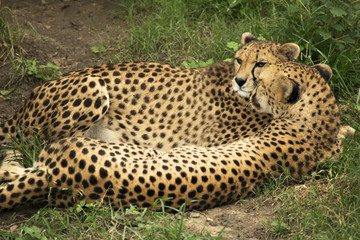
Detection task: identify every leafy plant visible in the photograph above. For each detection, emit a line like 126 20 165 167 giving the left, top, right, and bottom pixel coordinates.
15 58 62 82
91 45 107 54
0 88 15 100
269 220 290 235
226 41 241 51
22 226 46 240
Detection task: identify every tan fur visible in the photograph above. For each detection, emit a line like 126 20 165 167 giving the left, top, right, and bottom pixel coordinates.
0 62 345 211
0 34 301 153
232 36 299 98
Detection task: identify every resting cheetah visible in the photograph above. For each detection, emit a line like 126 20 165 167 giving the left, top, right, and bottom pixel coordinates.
0 62 344 211
0 33 301 152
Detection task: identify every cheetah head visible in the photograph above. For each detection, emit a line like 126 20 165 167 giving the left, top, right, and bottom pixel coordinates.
246 62 333 118
232 32 300 98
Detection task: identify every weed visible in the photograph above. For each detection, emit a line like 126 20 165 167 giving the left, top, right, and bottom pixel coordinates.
1 127 47 168
226 41 241 52
0 88 15 100
91 45 107 54
14 58 62 82
22 226 44 240
0 7 25 61
269 220 289 235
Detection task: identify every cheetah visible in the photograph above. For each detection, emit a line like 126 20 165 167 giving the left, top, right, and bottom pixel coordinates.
0 62 345 211
0 33 301 152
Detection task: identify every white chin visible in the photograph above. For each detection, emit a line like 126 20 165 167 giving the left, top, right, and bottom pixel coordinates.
236 90 251 98
232 85 250 98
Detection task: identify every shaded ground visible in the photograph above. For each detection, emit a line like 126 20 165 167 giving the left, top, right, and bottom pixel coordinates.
0 1 278 239
0 0 122 117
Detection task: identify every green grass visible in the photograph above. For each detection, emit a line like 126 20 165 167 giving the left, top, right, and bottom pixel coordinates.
0 127 47 168
0 7 24 62
112 0 360 238
112 0 360 98
0 7 61 86
109 0 250 66
0 7 25 88
259 132 360 239
1 201 220 239
0 0 360 239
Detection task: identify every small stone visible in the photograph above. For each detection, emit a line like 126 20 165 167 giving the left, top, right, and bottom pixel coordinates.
190 212 200 218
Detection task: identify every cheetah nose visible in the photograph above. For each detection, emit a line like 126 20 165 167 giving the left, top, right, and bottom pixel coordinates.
235 77 246 87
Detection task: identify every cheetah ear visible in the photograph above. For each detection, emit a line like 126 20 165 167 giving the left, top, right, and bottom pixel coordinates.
278 43 300 61
311 64 333 83
287 81 300 103
241 32 258 45
276 76 300 104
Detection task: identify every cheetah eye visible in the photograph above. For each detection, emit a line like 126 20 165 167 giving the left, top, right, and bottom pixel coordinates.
236 58 242 65
255 62 266 68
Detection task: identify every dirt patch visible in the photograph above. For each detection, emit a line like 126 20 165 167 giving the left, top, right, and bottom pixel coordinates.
0 1 277 239
0 0 123 118
186 199 278 239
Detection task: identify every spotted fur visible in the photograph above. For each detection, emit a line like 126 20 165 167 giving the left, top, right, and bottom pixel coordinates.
0 62 344 211
0 33 301 152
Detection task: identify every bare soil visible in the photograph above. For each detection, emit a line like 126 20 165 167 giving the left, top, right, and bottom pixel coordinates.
0 1 278 239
